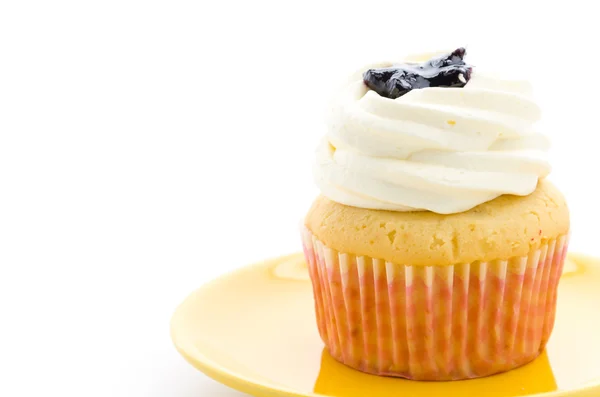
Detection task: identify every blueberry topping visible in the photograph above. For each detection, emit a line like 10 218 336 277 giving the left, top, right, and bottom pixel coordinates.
363 48 473 99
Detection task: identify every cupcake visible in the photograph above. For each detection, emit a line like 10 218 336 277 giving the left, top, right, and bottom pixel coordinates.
301 48 570 381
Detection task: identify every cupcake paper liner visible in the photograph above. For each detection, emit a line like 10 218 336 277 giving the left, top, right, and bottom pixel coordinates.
301 227 569 381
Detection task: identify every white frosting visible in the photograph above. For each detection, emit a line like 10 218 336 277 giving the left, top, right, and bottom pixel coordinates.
314 58 551 215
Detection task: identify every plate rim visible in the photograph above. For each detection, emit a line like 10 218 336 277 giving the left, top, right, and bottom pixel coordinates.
171 254 317 397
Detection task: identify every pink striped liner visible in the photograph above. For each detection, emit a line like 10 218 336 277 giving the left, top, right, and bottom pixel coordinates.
301 227 569 381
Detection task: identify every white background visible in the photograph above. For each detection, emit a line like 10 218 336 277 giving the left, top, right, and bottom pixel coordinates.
0 1 598 396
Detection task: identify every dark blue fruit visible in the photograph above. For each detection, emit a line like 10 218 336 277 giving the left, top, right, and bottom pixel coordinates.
363 48 473 99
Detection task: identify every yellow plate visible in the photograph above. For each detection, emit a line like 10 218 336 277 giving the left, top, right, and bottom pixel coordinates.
171 253 600 397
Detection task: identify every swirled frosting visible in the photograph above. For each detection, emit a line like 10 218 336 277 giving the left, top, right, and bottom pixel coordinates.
313 56 551 215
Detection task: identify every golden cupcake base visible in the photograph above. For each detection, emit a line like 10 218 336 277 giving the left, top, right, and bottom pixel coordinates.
171 253 600 397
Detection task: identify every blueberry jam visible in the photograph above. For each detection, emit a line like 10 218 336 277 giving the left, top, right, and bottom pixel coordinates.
363 48 473 99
